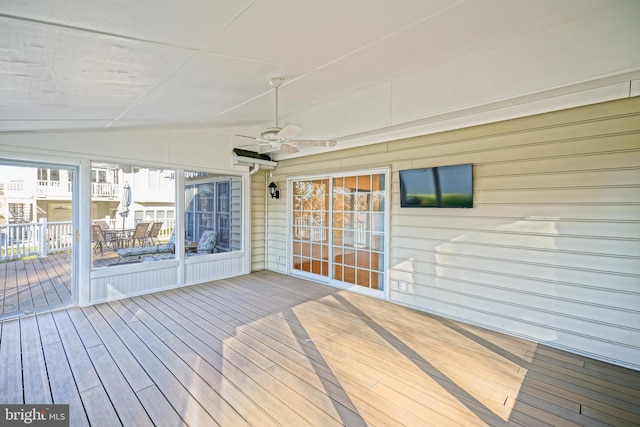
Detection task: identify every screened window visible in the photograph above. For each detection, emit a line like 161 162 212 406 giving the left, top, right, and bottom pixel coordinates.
185 171 242 254
91 162 176 268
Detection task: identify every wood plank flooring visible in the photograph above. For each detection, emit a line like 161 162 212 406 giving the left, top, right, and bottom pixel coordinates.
0 252 73 318
0 250 122 319
1 270 639 426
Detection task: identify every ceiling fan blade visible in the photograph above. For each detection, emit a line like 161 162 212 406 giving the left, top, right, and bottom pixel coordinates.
293 139 337 147
235 79 333 156
276 124 302 142
235 134 274 146
280 143 299 154
235 133 257 139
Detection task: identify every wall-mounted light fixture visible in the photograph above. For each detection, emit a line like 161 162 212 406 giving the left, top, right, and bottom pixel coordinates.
268 181 280 199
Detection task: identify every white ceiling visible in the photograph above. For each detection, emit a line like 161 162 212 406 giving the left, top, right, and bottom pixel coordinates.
1 0 639 158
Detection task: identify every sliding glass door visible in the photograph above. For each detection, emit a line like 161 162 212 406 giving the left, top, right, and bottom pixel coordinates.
332 174 385 290
292 179 330 277
291 170 387 295
0 161 77 319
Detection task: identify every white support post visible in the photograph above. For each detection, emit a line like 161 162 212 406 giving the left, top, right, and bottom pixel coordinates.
39 217 48 258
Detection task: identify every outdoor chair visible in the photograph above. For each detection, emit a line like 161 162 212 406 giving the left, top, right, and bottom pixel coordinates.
189 230 219 255
92 224 118 255
145 221 163 245
130 222 151 247
95 220 110 231
103 229 119 251
92 224 106 255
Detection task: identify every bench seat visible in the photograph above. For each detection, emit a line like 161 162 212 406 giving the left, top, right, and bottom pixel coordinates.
116 232 175 262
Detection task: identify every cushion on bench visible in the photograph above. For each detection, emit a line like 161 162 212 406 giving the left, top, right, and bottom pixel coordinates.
117 232 175 259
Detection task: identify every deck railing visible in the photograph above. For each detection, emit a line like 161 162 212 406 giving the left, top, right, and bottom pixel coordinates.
0 219 176 261
0 220 73 260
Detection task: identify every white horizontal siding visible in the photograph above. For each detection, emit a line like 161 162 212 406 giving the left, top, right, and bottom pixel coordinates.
267 97 640 370
230 176 243 252
250 172 266 271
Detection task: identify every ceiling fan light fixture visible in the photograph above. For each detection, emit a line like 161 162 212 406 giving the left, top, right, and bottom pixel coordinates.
261 126 283 142
234 77 337 155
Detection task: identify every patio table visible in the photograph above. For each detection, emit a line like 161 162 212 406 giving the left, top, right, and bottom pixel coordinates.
114 228 135 248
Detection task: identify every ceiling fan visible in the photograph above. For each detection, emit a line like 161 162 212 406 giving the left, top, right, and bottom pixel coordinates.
236 78 337 154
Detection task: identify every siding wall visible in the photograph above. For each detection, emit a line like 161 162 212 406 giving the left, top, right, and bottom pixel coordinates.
256 97 640 369
230 176 243 251
250 171 266 271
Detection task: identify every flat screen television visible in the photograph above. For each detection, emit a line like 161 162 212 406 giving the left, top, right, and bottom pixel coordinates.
399 163 473 208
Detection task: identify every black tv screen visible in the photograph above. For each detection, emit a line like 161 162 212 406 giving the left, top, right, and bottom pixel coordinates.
399 163 473 208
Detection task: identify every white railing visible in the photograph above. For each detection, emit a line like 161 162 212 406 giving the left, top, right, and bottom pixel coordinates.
37 180 72 197
294 216 328 242
101 218 176 239
0 219 177 261
3 181 118 198
37 179 61 188
0 220 73 260
7 181 24 191
3 181 26 197
91 182 119 198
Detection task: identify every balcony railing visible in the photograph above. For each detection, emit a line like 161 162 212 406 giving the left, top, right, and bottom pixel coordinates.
91 182 119 198
2 180 120 198
7 181 24 191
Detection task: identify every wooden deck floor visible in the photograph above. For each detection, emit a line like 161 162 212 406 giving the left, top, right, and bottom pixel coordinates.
1 271 639 426
0 252 73 318
0 251 124 319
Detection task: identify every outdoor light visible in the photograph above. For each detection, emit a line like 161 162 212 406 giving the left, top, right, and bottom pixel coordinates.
268 181 280 199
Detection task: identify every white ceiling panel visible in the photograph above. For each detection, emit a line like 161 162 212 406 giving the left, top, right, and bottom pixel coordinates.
107 119 201 131
203 0 455 69
0 0 637 158
265 72 379 116
121 52 308 121
0 17 191 119
323 0 603 80
0 0 255 48
201 71 377 128
285 82 392 140
390 2 640 125
0 120 114 133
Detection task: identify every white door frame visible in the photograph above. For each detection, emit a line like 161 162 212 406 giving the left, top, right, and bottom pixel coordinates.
0 156 82 308
287 167 390 301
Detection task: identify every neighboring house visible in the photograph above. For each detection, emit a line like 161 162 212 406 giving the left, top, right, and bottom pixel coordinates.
0 164 177 228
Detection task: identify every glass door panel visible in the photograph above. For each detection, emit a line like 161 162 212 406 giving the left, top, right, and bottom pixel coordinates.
0 161 76 319
292 172 386 292
292 179 330 277
331 173 385 290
